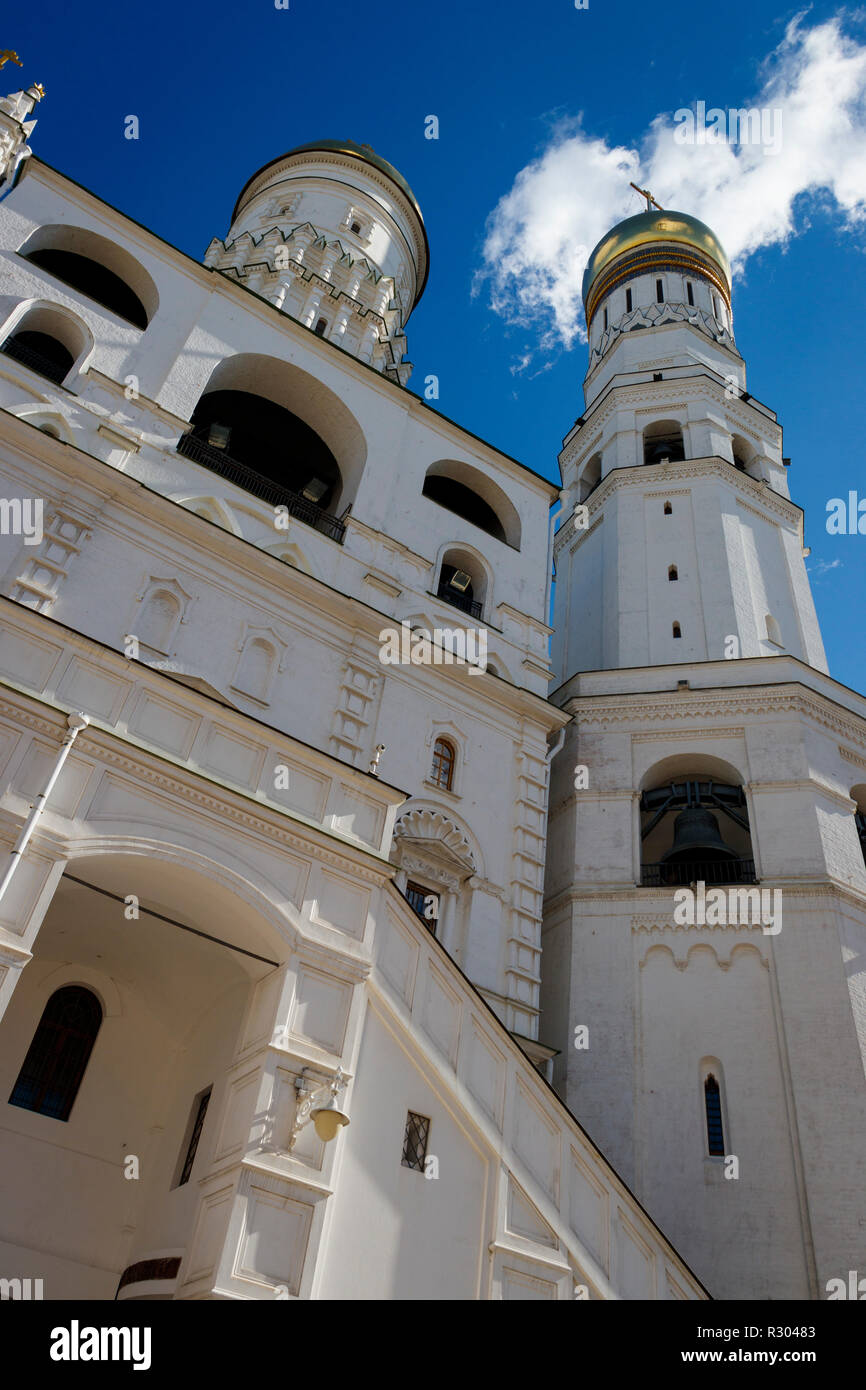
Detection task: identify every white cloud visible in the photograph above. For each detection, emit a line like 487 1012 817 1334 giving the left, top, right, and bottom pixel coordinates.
808 556 844 576
477 13 866 351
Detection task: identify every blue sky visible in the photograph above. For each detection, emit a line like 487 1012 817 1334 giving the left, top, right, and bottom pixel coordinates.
8 0 866 690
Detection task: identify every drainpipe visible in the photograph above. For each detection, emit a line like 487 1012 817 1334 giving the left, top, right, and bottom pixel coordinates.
545 727 566 764
544 502 561 626
0 711 89 906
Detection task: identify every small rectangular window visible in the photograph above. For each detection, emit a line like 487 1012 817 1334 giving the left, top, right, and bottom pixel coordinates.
175 1086 211 1188
402 1110 430 1171
406 881 439 932
686 282 694 306
625 288 632 313
656 278 664 303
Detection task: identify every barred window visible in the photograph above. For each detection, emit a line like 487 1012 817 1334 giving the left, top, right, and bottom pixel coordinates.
9 985 102 1121
405 881 439 932
704 1074 725 1155
402 1110 431 1171
431 737 455 791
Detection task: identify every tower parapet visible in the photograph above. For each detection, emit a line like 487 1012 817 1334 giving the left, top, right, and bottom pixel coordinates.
204 139 428 386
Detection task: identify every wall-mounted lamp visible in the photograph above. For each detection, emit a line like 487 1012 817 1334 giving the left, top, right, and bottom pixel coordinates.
289 1067 350 1150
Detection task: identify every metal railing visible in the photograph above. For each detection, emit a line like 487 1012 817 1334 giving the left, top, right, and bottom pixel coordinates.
176 432 346 544
641 858 757 887
1 338 69 385
436 585 483 619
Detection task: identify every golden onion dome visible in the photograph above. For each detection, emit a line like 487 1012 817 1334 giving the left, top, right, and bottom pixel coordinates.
582 210 731 310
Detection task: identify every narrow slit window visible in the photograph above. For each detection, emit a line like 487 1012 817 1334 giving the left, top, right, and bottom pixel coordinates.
401 1110 431 1171
668 564 678 581
603 307 608 331
704 1074 725 1155
625 288 633 313
176 1086 212 1187
656 278 664 303
686 281 694 306
664 501 672 515
672 622 682 639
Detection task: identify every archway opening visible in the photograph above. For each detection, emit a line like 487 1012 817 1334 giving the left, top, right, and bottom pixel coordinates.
643 419 685 465
18 225 158 328
639 760 755 886
436 546 487 618
182 388 342 514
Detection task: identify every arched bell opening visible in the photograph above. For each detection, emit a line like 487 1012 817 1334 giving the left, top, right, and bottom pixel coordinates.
180 388 342 525
643 419 686 466
176 353 369 545
639 776 756 887
434 545 489 619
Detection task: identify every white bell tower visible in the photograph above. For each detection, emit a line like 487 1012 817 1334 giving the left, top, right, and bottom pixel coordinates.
552 203 826 682
544 202 866 1300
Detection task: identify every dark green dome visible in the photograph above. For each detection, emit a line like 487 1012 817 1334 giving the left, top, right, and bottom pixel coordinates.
232 140 429 303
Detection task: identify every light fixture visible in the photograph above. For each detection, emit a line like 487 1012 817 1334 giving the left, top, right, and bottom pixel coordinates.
207 423 231 450
289 1067 349 1150
301 477 328 504
448 569 472 593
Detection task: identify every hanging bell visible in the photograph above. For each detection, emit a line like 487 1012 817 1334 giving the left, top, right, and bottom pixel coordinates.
661 807 737 865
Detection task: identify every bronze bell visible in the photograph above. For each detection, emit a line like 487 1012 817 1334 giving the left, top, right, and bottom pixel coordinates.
661 807 737 864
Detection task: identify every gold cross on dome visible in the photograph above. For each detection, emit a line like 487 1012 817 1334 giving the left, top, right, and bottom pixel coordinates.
630 181 664 212
0 50 23 68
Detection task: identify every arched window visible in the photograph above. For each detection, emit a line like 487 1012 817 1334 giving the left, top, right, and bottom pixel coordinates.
314 317 328 337
664 501 672 515
423 461 521 549
430 737 455 792
9 985 102 1121
139 588 181 654
234 636 276 701
672 622 682 639
668 565 678 581
1 327 74 384
704 1073 725 1155
579 453 602 502
21 248 148 328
